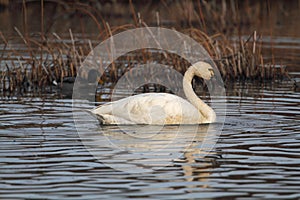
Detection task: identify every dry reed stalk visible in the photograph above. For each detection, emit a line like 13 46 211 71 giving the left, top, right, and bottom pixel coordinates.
196 0 207 32
129 0 138 26
105 22 117 81
0 31 8 45
69 28 77 71
40 0 44 67
73 2 104 34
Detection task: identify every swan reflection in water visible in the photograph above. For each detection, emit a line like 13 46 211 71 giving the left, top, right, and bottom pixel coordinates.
80 120 220 173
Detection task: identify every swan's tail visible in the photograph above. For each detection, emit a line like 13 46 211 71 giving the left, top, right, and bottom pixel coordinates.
83 109 106 125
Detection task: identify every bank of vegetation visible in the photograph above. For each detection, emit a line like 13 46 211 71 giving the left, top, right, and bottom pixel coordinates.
0 0 294 95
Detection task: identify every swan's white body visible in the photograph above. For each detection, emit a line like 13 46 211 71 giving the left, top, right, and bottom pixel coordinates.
92 61 216 125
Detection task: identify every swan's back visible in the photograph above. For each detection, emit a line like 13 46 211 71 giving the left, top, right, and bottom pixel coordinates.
92 93 202 124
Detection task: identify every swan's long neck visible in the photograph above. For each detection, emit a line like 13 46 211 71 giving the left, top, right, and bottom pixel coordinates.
183 66 216 123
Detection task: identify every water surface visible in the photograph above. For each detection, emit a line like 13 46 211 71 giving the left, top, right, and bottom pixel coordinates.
0 82 299 199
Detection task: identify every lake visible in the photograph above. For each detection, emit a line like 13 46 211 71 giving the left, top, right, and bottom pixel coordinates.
0 1 300 198
0 80 299 199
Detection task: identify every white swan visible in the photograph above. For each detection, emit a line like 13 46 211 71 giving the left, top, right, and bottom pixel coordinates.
91 61 216 125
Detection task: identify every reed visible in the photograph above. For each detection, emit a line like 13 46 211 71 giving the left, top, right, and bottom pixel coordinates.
0 0 291 96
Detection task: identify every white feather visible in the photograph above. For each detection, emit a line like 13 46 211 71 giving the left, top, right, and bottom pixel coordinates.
92 61 216 125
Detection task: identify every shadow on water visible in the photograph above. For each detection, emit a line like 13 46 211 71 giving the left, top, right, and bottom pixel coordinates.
0 81 299 199
78 122 221 174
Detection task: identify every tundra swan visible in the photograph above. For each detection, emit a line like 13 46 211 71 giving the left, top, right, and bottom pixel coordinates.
92 61 216 125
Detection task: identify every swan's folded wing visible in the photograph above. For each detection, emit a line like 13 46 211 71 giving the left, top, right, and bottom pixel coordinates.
92 93 200 124
110 94 170 124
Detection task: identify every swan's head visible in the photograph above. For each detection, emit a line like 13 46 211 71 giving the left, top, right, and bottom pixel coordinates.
192 61 215 80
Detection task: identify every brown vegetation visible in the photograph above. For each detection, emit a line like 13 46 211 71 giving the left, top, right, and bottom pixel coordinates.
0 0 294 96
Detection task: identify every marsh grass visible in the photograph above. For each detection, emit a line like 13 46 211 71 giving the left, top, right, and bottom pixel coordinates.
0 0 291 96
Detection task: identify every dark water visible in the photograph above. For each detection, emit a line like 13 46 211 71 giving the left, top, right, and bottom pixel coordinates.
0 81 299 199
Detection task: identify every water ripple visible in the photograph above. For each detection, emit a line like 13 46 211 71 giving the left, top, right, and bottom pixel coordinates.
0 82 300 199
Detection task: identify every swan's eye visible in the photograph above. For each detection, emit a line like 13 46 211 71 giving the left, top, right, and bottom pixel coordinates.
209 69 214 77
